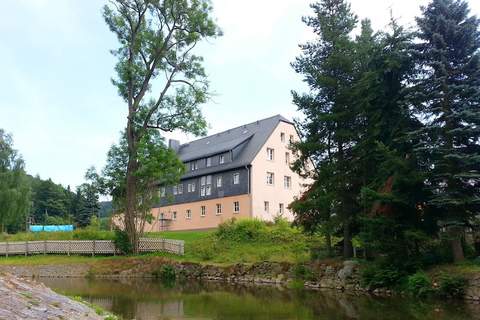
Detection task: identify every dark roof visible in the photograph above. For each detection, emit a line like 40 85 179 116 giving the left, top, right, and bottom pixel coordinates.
177 114 292 179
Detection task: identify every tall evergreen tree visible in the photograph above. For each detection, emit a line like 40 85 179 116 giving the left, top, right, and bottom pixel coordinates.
411 0 480 261
292 0 359 258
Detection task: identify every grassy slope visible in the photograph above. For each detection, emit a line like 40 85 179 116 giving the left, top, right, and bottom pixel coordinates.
0 224 313 266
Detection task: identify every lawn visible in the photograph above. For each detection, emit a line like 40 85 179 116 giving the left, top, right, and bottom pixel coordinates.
0 220 318 266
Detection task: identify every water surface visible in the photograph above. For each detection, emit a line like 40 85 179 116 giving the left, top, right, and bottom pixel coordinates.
41 277 480 320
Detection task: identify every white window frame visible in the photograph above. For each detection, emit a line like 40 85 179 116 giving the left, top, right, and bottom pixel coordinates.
233 173 240 185
200 175 212 197
267 148 274 161
219 154 225 164
280 132 285 143
266 172 275 185
172 211 177 220
159 212 165 220
217 176 223 188
216 203 222 215
279 203 284 214
160 187 166 197
188 182 196 193
289 135 294 144
206 157 212 167
190 161 198 171
186 209 192 220
284 176 291 189
178 183 183 194
233 201 240 213
264 201 269 213
201 206 206 217
285 152 290 165
173 185 178 195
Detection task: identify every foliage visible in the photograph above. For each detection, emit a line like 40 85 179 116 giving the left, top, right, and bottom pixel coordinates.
406 272 433 297
361 262 406 289
0 129 31 233
152 264 176 283
408 0 480 261
113 228 132 254
436 273 467 298
102 0 221 251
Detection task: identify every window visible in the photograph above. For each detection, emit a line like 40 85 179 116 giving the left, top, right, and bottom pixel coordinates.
266 172 275 185
267 148 274 161
186 209 192 220
280 132 285 142
160 187 166 197
233 173 240 185
190 161 198 171
285 152 290 165
173 185 178 195
289 135 294 143
217 176 223 188
201 175 212 196
201 206 206 217
172 212 177 220
233 201 240 213
178 184 183 194
159 212 164 220
188 182 196 193
284 176 291 189
219 155 225 164
264 201 270 213
216 203 222 215
279 203 284 214
206 157 212 167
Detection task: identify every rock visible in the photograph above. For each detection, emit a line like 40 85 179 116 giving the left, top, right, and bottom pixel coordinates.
0 273 103 319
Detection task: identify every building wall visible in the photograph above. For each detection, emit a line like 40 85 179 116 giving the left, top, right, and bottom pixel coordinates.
250 121 308 221
159 167 250 206
144 194 252 232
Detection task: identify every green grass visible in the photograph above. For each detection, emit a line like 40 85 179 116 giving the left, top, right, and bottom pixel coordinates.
0 220 317 266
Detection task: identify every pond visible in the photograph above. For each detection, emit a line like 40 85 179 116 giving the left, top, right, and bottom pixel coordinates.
40 277 479 320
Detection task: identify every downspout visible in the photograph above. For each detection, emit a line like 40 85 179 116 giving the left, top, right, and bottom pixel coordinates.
246 165 253 218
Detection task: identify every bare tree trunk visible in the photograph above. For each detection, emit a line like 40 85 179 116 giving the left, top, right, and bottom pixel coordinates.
325 232 333 257
125 119 139 254
343 221 353 259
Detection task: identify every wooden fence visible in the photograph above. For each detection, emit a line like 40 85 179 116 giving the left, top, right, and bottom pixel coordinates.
0 238 184 257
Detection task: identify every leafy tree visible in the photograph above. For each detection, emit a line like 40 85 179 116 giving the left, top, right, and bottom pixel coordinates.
102 0 221 251
101 130 186 236
0 130 31 233
291 0 360 258
410 0 480 261
31 178 70 223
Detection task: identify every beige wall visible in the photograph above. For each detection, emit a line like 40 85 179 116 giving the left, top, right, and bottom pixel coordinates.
143 194 252 232
250 121 309 221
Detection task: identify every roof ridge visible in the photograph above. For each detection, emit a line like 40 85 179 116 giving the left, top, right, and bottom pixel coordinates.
180 114 288 147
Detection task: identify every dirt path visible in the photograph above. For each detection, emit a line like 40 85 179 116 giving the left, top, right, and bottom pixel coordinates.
0 273 103 319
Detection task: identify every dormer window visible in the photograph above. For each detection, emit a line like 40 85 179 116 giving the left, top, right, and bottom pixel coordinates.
267 148 274 161
280 132 285 142
219 155 225 164
289 135 294 144
206 157 212 167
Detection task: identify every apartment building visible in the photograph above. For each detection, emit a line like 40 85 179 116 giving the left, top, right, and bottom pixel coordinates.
142 114 309 231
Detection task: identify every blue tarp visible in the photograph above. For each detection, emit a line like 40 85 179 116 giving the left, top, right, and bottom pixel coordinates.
29 225 74 232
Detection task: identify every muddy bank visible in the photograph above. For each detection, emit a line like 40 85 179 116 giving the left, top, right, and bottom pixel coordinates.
0 273 103 319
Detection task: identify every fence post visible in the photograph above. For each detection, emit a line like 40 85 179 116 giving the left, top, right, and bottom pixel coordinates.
25 241 28 256
43 240 47 255
6 241 8 258
68 240 71 256
92 240 95 257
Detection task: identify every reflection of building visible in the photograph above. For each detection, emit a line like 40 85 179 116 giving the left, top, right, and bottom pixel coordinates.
127 115 309 232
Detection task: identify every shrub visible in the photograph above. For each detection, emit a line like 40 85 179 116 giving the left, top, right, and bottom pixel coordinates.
292 264 315 281
361 263 405 289
113 229 132 254
152 265 176 282
436 273 467 298
190 236 217 261
406 272 433 297
215 219 267 242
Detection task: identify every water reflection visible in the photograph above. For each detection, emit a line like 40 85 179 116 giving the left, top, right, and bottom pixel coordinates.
40 277 480 320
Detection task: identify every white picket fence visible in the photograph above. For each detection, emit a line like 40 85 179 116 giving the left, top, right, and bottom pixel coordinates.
0 238 184 256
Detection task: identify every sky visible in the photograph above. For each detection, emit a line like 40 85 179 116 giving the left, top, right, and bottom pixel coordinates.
1 0 479 190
